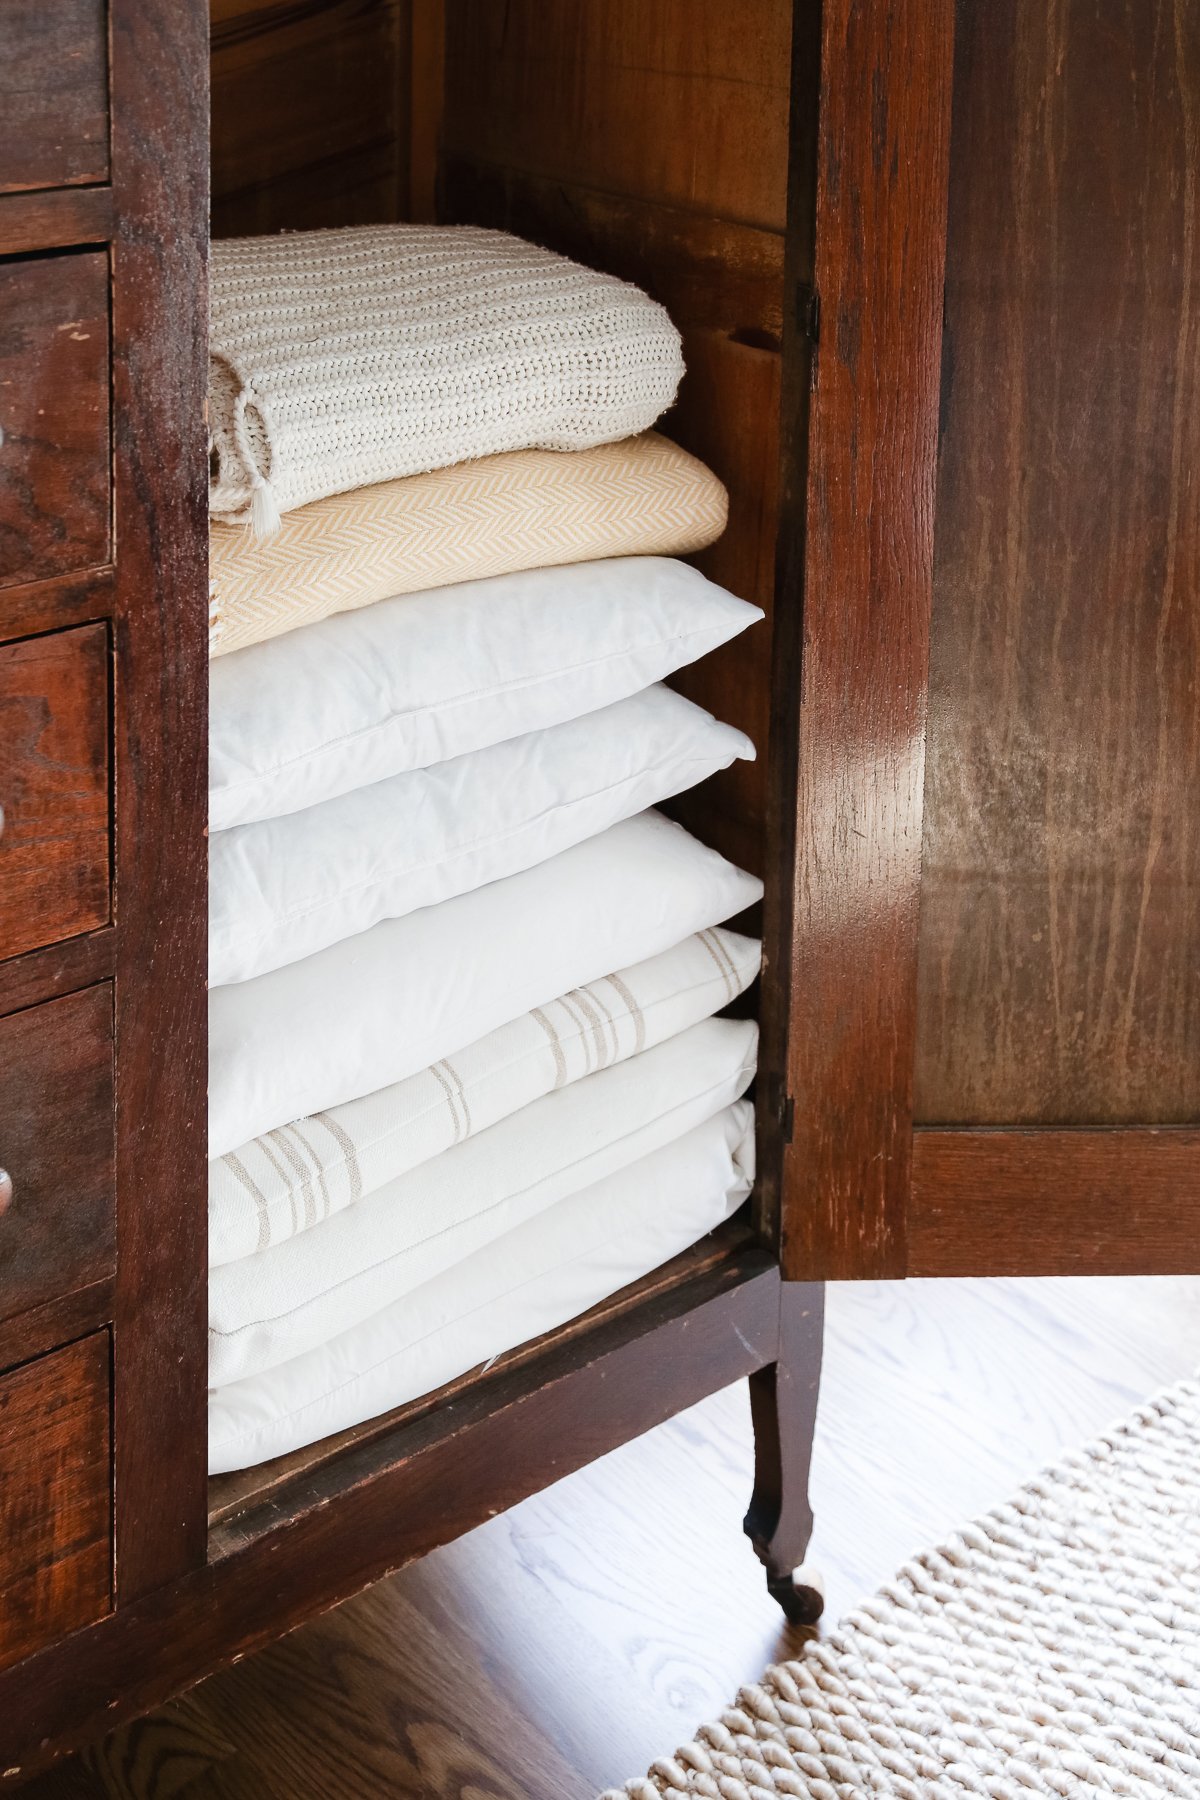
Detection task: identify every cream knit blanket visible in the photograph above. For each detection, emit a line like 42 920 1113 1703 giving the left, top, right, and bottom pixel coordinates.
208 225 685 533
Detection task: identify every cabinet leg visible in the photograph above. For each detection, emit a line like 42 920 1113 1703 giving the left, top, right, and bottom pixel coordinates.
744 1280 825 1625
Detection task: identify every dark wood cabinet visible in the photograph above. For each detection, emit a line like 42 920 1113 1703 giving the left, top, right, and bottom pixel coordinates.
778 0 1200 1283
0 0 1195 1779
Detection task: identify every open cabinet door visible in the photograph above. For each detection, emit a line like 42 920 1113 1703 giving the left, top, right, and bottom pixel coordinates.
769 0 1200 1281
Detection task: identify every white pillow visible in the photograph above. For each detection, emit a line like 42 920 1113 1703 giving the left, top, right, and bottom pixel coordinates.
209 1100 754 1473
210 686 753 986
209 1016 756 1384
209 811 761 1157
210 926 760 1267
209 557 762 830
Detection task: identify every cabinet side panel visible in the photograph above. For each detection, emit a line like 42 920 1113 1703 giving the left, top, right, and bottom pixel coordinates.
110 0 210 1597
915 0 1200 1125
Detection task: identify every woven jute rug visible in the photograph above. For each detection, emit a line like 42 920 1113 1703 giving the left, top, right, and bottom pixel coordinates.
603 1375 1200 1797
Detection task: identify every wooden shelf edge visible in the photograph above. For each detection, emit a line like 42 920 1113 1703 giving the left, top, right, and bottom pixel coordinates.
209 1219 775 1542
0 187 114 256
0 1282 116 1378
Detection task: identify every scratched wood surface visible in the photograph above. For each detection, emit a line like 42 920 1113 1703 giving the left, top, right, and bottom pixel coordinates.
25 1272 1200 1799
914 0 1200 1126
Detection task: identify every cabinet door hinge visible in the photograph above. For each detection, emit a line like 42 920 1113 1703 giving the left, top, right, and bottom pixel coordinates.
780 1092 795 1144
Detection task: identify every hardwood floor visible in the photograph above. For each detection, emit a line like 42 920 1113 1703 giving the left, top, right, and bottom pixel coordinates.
27 1274 1200 1799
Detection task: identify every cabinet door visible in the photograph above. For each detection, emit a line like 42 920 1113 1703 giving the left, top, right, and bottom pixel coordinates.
771 0 1200 1279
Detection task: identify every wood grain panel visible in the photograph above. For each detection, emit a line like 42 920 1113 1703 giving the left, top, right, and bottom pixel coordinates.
0 1334 111 1675
211 0 410 237
0 985 115 1325
439 154 786 875
778 0 955 1279
0 626 110 961
0 0 109 195
0 254 111 591
0 1281 116 1383
915 0 1200 1126
0 930 115 1023
0 189 113 258
910 1129 1200 1276
0 570 115 649
443 0 792 231
109 0 211 1601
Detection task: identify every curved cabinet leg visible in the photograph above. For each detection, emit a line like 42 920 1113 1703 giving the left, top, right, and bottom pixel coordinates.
744 1280 825 1624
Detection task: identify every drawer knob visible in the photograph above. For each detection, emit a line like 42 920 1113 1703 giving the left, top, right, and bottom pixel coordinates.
0 802 5 838
0 1170 11 1216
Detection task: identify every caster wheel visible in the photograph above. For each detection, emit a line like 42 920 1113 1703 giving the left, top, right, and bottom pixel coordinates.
768 1563 825 1626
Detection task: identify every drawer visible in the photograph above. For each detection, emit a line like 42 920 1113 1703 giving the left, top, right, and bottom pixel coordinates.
0 624 111 960
0 986 115 1327
0 1333 111 1672
0 252 111 591
0 1 109 196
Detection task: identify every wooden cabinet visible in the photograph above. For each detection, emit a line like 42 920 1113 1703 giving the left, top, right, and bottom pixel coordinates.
0 252 111 590
0 0 1196 1780
0 986 115 1326
0 625 111 960
0 1334 112 1673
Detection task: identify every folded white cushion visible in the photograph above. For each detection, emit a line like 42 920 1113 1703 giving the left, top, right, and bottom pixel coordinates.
210 926 760 1267
209 557 762 830
209 811 761 1157
208 1100 755 1473
209 1016 756 1384
210 685 754 986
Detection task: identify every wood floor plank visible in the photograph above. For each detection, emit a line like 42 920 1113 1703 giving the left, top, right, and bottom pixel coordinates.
23 1274 1200 1799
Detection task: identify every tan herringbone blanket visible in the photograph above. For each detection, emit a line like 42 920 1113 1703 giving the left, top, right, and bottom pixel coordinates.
209 432 727 657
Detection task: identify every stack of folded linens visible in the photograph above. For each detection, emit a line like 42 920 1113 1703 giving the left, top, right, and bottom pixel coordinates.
207 224 763 1474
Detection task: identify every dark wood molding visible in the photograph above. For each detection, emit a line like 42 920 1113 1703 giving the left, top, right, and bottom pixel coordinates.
0 1245 782 1782
0 187 113 257
911 1129 1200 1277
0 930 116 1021
755 0 822 1250
0 1280 116 1378
778 0 956 1281
108 0 211 1602
0 568 116 647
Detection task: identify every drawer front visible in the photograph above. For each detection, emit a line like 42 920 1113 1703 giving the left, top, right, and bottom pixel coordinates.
0 253 111 592
0 624 111 960
0 1332 111 1671
0 986 115 1326
0 2 109 196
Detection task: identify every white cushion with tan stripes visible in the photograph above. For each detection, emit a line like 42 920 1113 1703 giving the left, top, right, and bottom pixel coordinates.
209 926 759 1267
209 1102 754 1474
208 1017 756 1385
209 432 727 658
208 811 762 1156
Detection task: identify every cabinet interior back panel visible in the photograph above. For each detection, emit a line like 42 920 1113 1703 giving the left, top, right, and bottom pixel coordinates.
914 0 1200 1126
441 0 794 880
